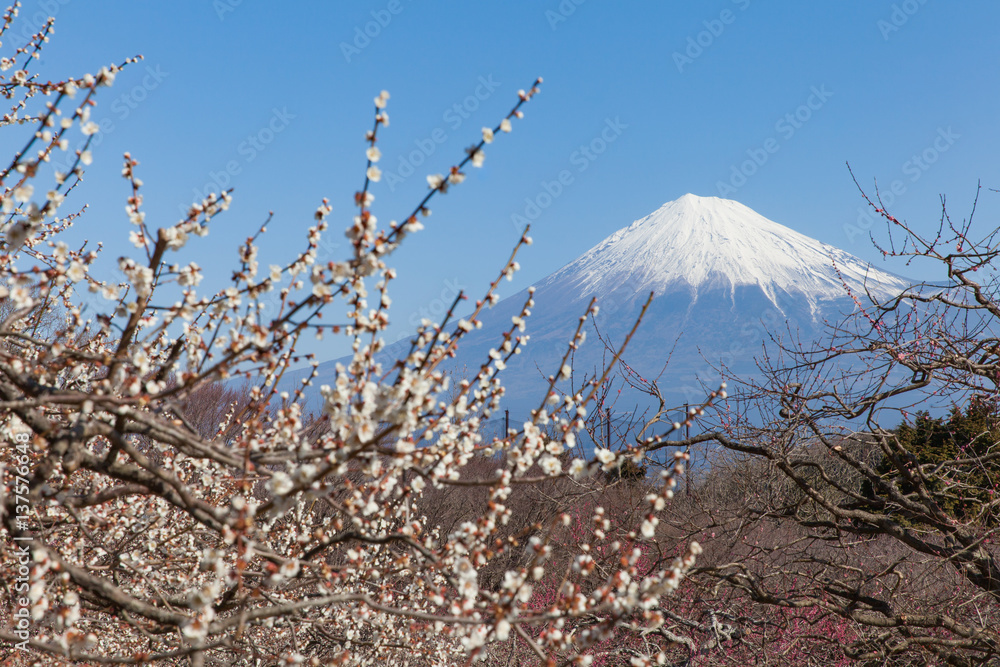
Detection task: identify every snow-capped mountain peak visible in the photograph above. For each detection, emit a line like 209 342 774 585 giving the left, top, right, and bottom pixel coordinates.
541 193 907 312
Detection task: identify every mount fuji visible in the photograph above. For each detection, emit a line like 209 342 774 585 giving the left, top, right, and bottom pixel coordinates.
292 194 910 421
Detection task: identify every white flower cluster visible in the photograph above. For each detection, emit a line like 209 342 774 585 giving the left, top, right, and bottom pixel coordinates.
0 51 705 666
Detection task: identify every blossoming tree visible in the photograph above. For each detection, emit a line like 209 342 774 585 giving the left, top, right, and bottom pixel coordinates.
0 7 706 666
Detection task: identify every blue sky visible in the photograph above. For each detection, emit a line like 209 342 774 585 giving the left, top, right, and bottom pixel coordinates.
11 0 999 360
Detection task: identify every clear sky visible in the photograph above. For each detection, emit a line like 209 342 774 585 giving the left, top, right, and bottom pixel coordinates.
10 1 999 360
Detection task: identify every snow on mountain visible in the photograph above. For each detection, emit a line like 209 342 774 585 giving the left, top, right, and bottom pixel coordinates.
537 193 908 317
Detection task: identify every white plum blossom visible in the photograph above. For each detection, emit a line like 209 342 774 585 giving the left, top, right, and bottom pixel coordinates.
97 66 116 86
0 63 705 667
10 285 33 309
162 226 188 249
101 283 120 300
66 261 86 282
177 263 203 287
540 455 561 475
595 448 616 467
267 471 294 496
13 183 33 202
